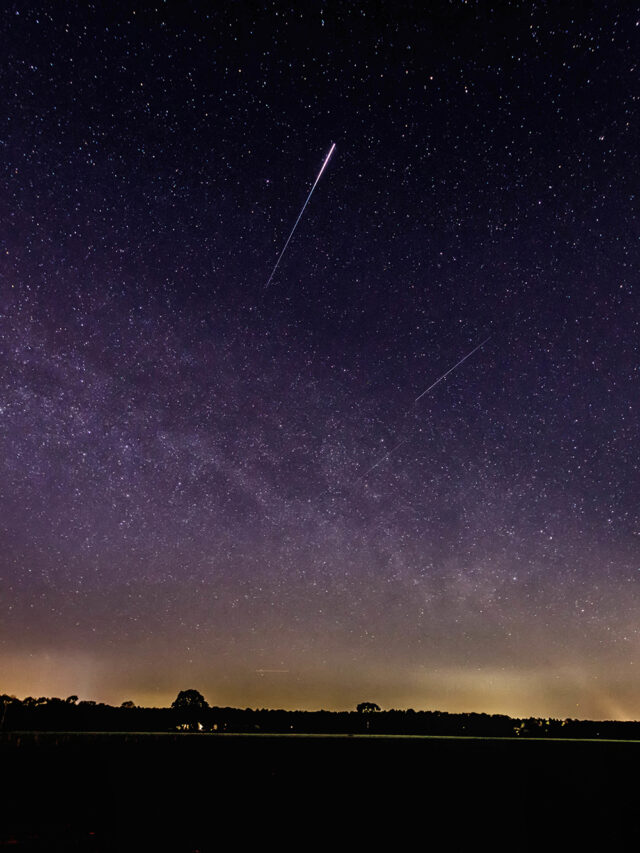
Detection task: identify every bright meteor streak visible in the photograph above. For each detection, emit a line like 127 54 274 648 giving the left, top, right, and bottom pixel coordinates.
264 143 336 291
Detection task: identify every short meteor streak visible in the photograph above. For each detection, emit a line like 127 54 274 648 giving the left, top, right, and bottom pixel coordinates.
264 143 336 291
357 437 409 482
414 338 490 403
356 338 490 480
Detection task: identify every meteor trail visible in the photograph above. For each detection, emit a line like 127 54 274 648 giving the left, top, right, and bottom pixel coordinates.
354 338 491 481
264 142 336 291
255 669 290 675
357 438 409 481
414 338 490 403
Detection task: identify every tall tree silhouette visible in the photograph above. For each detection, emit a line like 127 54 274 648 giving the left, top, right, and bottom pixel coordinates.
172 689 209 731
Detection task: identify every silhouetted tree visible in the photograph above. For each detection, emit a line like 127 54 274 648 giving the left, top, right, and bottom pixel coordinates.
172 689 209 731
356 702 380 713
0 695 15 730
172 689 209 711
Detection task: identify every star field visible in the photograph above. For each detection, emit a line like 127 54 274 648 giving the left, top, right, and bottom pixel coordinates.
1 2 638 719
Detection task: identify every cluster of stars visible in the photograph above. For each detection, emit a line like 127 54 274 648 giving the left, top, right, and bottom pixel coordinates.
0 2 638 719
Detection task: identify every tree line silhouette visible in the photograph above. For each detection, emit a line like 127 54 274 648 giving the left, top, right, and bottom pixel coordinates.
1 690 638 739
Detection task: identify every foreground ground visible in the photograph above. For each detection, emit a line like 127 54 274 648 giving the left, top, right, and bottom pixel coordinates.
2 732 638 850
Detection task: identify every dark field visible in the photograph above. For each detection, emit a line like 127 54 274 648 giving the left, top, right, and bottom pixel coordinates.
2 732 638 850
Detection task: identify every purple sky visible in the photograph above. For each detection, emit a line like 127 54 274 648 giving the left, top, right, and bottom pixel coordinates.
1 2 638 719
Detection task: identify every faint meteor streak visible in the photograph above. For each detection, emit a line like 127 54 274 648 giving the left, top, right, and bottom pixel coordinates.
414 338 490 403
356 338 490 480
357 437 409 481
264 143 336 291
255 669 290 675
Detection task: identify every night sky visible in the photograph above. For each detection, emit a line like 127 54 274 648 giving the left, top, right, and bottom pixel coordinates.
2 2 639 720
